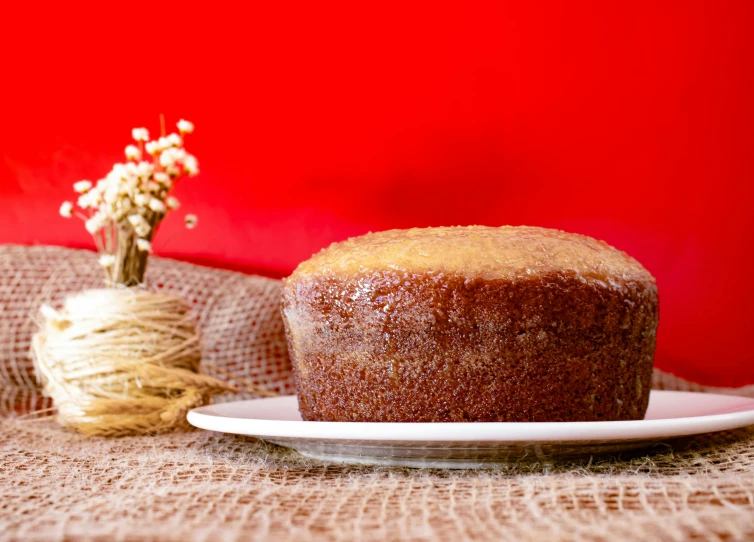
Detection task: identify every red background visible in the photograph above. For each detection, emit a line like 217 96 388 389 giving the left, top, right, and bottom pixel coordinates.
2 2 753 386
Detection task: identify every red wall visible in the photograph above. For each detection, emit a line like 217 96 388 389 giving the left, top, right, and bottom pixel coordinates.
2 2 753 386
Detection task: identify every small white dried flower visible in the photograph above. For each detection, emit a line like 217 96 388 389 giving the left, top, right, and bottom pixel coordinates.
146 181 161 193
133 193 148 207
148 198 166 213
184 214 198 229
165 165 180 177
85 214 104 234
136 239 152 252
183 154 199 176
127 214 151 237
76 195 91 210
154 172 170 183
131 127 149 142
73 180 92 193
110 163 128 179
104 180 120 205
120 176 138 195
98 254 116 268
166 196 180 210
166 133 182 147
135 161 153 179
177 119 194 134
125 145 141 161
114 197 132 220
154 172 171 188
159 147 186 168
59 201 73 218
145 140 160 155
77 191 100 210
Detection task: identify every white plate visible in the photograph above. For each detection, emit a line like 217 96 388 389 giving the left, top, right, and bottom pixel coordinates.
187 390 754 468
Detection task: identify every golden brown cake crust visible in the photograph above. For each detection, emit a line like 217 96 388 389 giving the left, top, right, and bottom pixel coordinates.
282 226 659 423
289 225 656 286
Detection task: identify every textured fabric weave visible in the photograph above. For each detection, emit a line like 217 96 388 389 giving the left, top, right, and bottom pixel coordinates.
1 245 753 541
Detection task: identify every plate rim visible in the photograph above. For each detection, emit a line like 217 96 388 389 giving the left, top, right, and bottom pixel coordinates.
187 390 754 443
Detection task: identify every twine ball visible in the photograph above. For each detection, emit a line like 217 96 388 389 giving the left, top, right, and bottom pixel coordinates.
32 288 236 437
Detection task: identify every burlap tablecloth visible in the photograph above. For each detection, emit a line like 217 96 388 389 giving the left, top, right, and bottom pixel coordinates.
1 245 753 541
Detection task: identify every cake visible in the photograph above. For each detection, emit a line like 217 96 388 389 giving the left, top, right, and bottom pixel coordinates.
281 226 659 422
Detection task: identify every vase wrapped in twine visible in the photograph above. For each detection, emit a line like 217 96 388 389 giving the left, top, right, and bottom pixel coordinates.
31 288 247 437
30 118 282 436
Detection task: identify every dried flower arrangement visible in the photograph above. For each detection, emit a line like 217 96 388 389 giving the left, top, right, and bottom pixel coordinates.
59 118 199 286
32 118 275 437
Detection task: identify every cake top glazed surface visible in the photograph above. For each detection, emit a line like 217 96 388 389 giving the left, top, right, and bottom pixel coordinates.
288 226 655 285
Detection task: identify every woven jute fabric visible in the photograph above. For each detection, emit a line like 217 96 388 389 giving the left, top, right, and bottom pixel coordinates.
1 245 754 541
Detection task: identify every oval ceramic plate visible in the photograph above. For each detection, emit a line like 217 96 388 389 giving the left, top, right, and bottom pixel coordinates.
187 390 754 468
